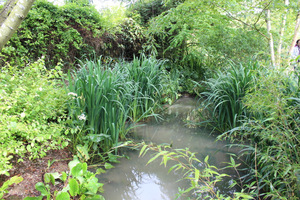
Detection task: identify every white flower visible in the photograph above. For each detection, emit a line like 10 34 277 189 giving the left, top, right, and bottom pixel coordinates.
39 87 43 91
20 112 26 118
78 114 86 121
68 92 78 97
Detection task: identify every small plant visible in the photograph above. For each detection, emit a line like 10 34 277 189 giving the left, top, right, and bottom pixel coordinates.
24 157 105 200
0 176 23 199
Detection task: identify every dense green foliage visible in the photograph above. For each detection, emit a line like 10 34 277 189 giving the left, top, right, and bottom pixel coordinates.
1 0 300 198
0 59 69 175
199 61 262 132
0 0 147 68
218 69 300 199
197 62 300 198
66 55 178 159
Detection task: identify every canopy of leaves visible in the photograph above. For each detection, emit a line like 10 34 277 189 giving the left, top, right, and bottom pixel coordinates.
0 0 147 68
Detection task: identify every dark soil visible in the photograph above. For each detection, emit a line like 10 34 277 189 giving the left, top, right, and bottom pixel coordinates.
0 148 73 200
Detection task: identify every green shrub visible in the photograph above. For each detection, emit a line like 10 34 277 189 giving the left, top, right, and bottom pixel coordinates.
0 59 69 176
0 0 85 68
218 69 300 199
128 0 180 26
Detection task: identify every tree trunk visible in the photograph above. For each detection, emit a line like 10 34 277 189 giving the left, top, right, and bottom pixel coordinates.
0 0 35 51
276 0 289 66
288 12 300 56
0 0 18 26
266 9 275 66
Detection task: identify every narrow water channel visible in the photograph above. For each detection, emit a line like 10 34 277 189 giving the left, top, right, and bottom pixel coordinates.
99 97 238 200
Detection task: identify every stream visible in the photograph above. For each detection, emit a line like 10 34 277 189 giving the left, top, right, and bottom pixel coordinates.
98 96 239 200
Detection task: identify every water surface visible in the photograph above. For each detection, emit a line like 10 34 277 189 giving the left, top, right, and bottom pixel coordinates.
99 97 237 200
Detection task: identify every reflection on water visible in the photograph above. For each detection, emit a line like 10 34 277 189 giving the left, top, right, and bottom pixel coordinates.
98 97 238 200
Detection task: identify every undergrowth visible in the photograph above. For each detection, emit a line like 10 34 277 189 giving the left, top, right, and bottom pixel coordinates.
0 59 69 176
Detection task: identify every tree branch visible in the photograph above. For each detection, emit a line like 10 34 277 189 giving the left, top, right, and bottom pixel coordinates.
0 0 35 51
211 1 272 40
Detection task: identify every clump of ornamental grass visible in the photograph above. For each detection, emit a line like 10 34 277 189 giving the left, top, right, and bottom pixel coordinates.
197 60 262 132
66 55 172 161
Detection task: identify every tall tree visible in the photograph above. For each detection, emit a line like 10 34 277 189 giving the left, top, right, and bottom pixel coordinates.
276 0 289 66
265 8 275 66
0 0 35 51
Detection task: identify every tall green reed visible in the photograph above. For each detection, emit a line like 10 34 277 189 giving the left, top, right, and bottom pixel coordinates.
199 60 262 132
115 54 165 122
66 55 169 160
67 58 131 155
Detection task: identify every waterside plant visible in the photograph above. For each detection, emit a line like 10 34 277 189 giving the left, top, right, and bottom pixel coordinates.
66 55 178 161
218 68 300 199
197 60 262 132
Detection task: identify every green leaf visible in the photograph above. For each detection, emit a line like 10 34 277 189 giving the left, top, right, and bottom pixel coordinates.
194 168 200 183
147 151 167 165
85 177 103 194
71 163 83 177
35 182 48 196
23 196 43 200
61 172 67 182
139 145 148 157
69 178 79 197
44 173 51 184
0 176 23 191
230 156 236 166
68 157 80 172
95 168 106 175
104 163 114 169
50 174 55 185
76 145 90 162
56 192 70 200
82 162 88 173
44 172 60 185
86 195 105 200
204 155 209 163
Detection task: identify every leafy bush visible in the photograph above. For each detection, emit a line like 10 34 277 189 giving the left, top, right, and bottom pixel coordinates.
142 0 267 92
128 0 180 26
218 69 300 199
0 0 147 69
0 0 84 68
0 59 69 176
